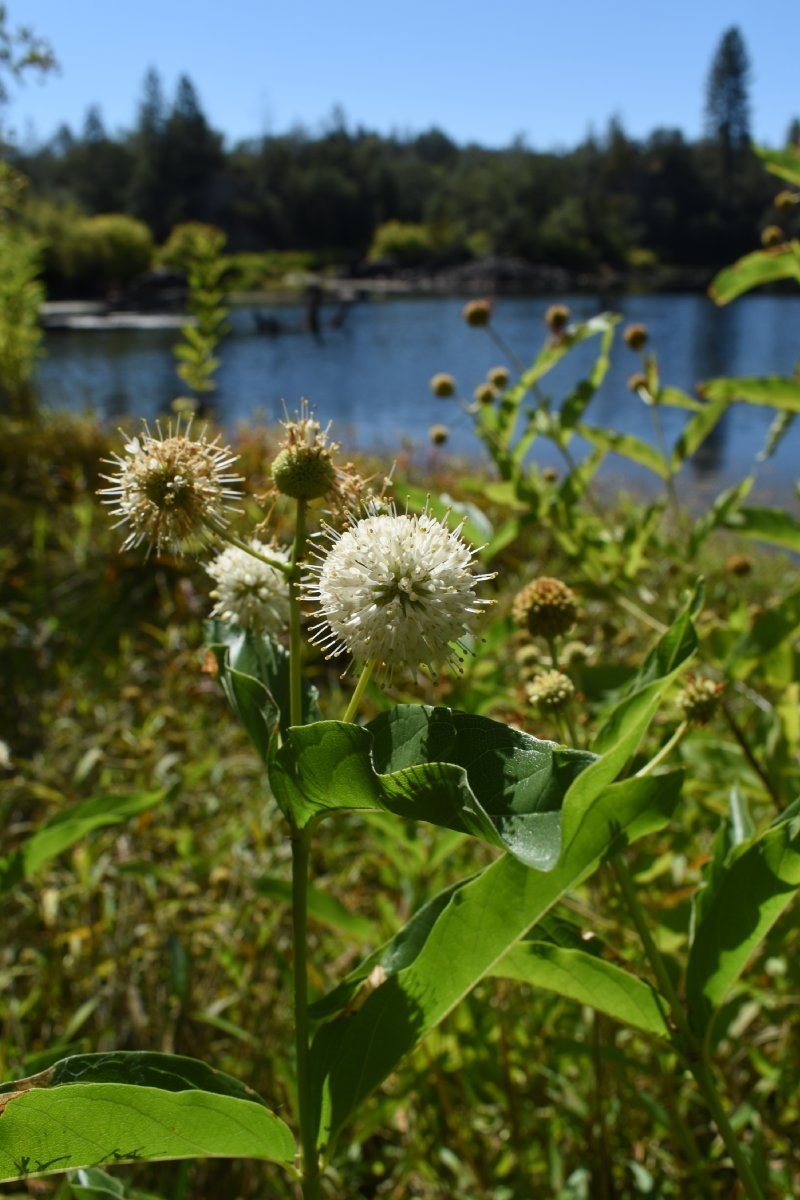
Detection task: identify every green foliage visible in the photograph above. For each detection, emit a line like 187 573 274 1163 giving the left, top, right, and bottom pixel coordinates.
367 220 434 266
55 213 154 296
0 163 44 416
161 223 229 400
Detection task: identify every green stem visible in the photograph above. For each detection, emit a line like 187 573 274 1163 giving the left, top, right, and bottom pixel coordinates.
288 500 308 729
611 853 765 1200
634 720 688 778
342 659 377 724
211 527 293 574
291 823 321 1200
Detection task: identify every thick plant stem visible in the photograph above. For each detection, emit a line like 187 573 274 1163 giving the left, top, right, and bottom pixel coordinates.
611 853 765 1200
291 823 321 1200
288 500 308 729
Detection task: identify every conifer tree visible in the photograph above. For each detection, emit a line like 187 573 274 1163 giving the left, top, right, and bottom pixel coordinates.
705 27 751 174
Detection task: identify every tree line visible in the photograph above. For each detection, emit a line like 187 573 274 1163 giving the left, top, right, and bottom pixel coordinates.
5 28 800 286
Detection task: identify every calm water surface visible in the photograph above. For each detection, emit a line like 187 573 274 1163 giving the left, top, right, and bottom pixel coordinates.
37 293 800 500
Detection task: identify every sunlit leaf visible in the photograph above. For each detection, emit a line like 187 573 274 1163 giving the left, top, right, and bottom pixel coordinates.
708 243 800 305
309 770 682 1151
699 375 800 412
576 425 669 479
489 940 670 1040
723 506 800 555
670 395 730 471
756 144 800 187
0 1053 295 1181
269 706 595 868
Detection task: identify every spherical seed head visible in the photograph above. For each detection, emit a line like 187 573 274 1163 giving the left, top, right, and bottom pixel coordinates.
98 420 242 555
725 553 752 577
488 365 510 389
677 675 723 725
430 372 456 398
513 577 578 640
429 423 449 446
527 669 575 712
761 225 784 248
463 299 492 328
272 444 336 499
206 540 290 635
545 304 570 333
474 382 496 406
271 402 338 500
305 504 494 677
542 466 559 483
623 323 649 351
628 372 649 394
774 190 797 212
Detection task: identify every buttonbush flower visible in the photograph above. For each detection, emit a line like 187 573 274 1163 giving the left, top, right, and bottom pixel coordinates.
513 577 578 640
527 669 575 712
99 420 242 555
305 505 494 675
206 541 291 635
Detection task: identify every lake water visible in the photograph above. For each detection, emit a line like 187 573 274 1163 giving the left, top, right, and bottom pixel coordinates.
36 292 800 501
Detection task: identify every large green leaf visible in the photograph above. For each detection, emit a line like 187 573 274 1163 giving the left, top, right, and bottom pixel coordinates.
0 1053 295 1181
489 939 670 1041
709 243 800 305
0 788 169 897
269 706 595 868
309 770 683 1153
686 811 800 1040
204 620 320 762
698 375 800 412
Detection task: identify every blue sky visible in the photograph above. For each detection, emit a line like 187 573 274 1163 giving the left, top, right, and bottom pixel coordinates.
6 1 799 151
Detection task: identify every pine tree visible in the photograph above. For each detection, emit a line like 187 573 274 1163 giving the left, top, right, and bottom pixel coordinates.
705 27 751 174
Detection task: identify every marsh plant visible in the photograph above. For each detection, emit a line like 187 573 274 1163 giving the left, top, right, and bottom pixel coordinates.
1 147 799 1199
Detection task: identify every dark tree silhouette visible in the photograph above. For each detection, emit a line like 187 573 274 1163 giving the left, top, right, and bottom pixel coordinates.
705 27 751 173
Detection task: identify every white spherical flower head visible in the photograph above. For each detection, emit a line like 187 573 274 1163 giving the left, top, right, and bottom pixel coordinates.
206 541 291 635
306 506 494 675
99 420 242 555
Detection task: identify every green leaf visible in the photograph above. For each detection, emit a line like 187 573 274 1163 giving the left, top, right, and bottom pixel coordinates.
670 395 731 471
309 770 683 1151
591 586 700 762
68 1166 128 1197
686 813 800 1039
688 476 754 557
725 586 800 678
756 144 800 187
576 425 669 479
489 940 670 1040
0 1053 295 1181
269 706 595 868
708 243 800 305
723 506 800 554
256 875 374 942
0 788 169 897
204 621 320 762
699 375 800 412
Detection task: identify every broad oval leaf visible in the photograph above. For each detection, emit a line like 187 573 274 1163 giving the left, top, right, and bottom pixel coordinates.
0 1052 295 1182
269 705 596 869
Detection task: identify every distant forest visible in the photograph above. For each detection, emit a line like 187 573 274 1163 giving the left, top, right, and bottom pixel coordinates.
7 28 800 283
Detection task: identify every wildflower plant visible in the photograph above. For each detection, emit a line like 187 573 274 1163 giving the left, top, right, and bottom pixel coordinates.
7 178 800 1195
